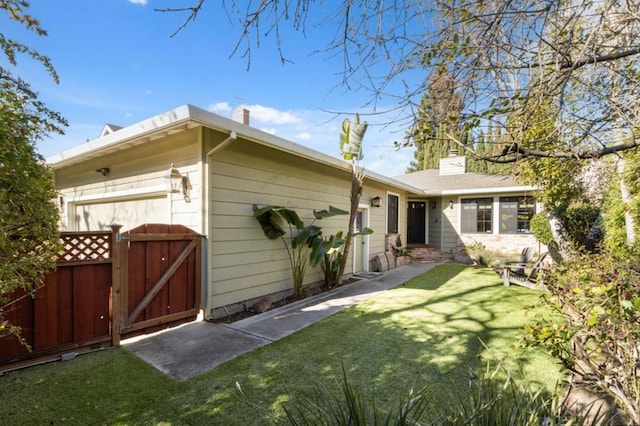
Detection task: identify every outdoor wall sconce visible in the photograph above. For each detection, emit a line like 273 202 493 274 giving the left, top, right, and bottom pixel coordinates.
448 200 454 210
371 196 382 208
164 164 188 197
431 201 436 210
96 167 110 176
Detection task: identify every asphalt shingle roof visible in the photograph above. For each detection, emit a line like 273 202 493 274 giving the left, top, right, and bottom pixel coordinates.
393 169 521 195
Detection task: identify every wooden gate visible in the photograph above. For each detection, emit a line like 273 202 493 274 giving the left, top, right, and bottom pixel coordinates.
116 224 201 342
0 224 201 371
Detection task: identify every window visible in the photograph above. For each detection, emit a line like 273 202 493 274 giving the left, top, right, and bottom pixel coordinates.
387 194 399 233
499 196 536 234
354 210 362 233
461 198 493 233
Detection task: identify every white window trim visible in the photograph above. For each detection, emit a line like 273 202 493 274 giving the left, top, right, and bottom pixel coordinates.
386 191 401 234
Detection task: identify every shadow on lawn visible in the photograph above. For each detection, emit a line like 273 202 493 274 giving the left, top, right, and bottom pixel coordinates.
0 264 558 425
159 264 559 424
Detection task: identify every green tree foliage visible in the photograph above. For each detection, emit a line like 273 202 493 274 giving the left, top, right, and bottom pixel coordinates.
405 73 462 172
0 1 66 339
403 73 510 174
465 128 511 175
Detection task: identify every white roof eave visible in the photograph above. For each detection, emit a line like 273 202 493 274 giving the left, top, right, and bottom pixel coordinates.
47 104 424 195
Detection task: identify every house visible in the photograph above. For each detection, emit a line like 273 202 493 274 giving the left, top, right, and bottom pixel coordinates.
393 153 542 260
47 104 425 319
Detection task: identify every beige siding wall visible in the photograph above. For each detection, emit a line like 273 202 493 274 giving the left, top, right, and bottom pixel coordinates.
441 196 459 255
205 137 407 311
428 198 442 249
55 129 203 233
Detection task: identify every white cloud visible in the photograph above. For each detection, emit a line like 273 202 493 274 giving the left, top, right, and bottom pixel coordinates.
208 102 232 115
234 104 301 125
203 100 412 177
128 0 148 5
259 127 277 135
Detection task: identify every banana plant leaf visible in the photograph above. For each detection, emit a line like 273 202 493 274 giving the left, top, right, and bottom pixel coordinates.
340 114 368 161
313 205 349 220
309 231 345 268
350 227 374 237
291 225 322 249
253 205 304 240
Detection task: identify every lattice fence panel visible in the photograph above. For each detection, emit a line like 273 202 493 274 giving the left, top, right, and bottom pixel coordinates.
59 232 112 263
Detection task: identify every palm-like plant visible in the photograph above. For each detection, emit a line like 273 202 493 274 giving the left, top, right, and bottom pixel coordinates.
253 205 348 297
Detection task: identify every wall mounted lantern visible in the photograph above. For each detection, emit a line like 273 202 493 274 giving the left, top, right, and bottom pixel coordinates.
371 196 382 208
431 201 436 210
96 167 110 176
448 200 454 210
164 164 188 197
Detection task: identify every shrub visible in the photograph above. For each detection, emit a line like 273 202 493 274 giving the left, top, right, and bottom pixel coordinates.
465 241 494 266
563 203 600 250
530 212 555 246
523 254 640 424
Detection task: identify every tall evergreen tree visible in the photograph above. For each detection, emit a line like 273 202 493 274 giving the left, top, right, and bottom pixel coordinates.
465 127 512 175
405 72 463 173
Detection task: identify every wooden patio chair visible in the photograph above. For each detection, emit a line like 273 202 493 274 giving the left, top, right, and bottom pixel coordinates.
499 251 549 291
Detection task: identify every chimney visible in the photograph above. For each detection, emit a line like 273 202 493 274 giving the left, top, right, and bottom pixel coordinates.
439 154 466 175
243 108 250 126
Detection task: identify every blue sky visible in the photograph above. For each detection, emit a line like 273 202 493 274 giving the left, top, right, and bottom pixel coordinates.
3 1 421 177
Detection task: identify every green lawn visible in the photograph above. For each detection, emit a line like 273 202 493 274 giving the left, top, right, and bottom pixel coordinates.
0 264 565 425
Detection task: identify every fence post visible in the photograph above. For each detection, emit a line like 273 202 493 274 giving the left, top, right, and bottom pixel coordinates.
110 224 124 347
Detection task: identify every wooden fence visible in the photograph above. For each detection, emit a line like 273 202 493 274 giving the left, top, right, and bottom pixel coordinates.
0 224 201 372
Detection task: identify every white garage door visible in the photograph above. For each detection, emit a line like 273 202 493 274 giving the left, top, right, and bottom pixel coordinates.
73 196 168 232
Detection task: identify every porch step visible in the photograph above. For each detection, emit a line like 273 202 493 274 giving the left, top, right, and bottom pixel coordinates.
408 246 454 262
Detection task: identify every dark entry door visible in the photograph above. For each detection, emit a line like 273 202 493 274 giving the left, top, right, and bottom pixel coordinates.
407 202 426 244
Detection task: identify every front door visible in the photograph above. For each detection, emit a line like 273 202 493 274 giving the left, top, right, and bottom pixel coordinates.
407 201 426 244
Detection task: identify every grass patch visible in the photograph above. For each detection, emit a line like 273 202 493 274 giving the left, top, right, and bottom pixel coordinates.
0 264 564 424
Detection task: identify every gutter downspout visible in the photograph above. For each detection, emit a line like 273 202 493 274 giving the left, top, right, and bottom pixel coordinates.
202 130 237 319
206 131 237 157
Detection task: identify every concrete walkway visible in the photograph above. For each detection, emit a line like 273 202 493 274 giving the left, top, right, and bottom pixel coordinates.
124 261 441 381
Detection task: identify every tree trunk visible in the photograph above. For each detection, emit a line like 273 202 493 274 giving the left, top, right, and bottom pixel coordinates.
337 163 364 284
617 158 636 246
547 213 577 263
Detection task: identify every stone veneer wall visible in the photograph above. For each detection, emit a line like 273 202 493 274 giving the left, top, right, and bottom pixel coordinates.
385 233 400 252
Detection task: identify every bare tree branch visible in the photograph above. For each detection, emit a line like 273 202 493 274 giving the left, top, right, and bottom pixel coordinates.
155 0 205 38
157 0 640 162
